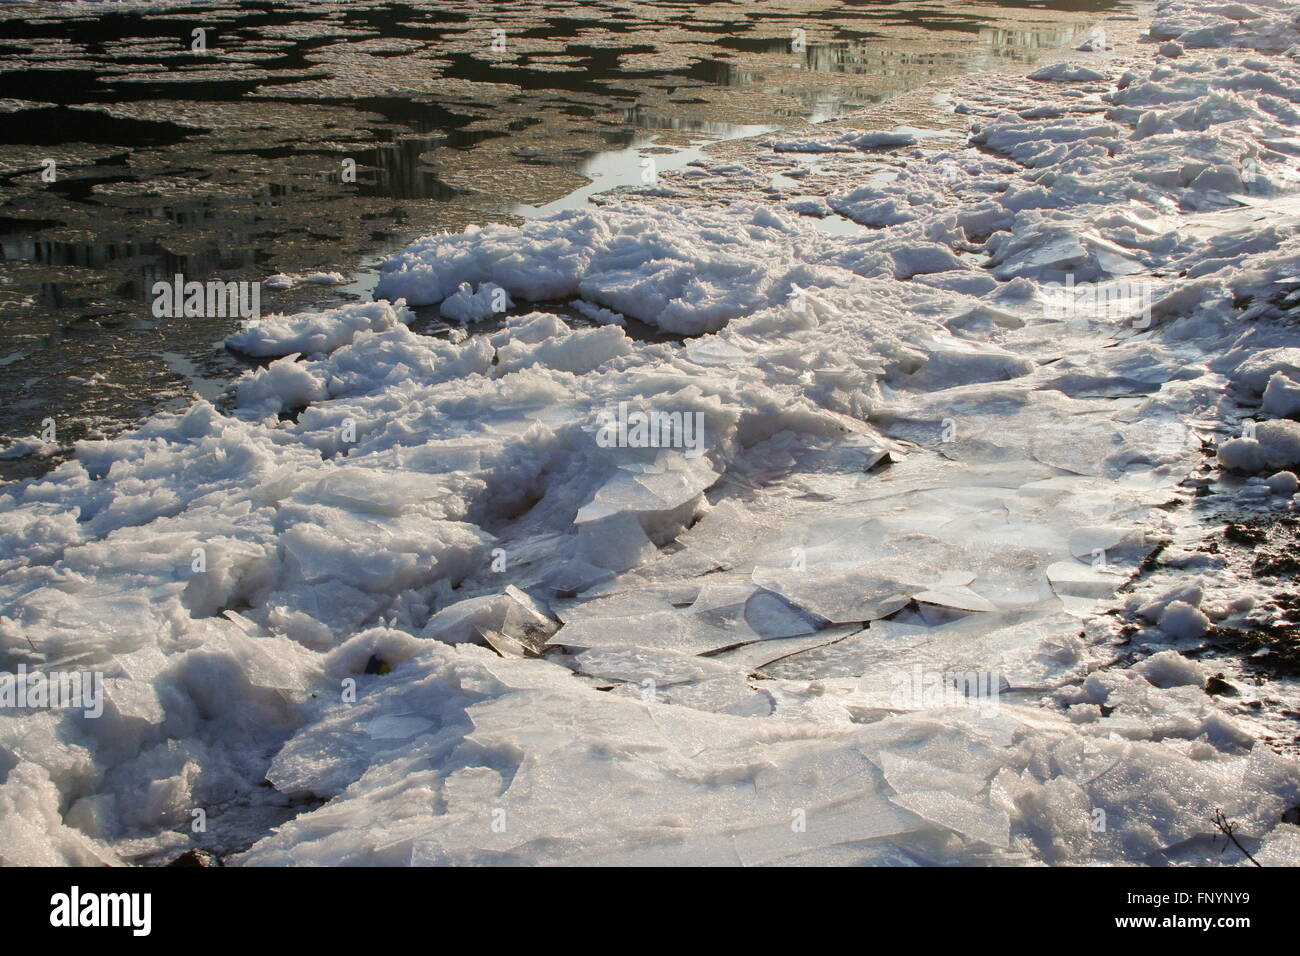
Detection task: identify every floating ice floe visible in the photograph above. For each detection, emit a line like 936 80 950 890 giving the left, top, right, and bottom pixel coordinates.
1029 62 1108 82
438 281 513 324
225 300 409 358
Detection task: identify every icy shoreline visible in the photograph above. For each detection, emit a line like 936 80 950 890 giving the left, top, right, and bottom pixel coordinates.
4 0 1300 865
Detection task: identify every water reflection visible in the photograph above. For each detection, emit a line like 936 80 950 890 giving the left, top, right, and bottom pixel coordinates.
512 18 1088 214
694 21 1086 116
0 236 263 305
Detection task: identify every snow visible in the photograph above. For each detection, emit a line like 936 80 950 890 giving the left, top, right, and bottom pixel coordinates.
1265 469 1299 493
1158 600 1212 639
1256 418 1300 467
1262 370 1300 415
263 271 347 291
225 300 408 358
0 436 59 460
1218 434 1265 471
766 129 918 153
1029 63 1108 82
4 0 1300 867
438 281 512 324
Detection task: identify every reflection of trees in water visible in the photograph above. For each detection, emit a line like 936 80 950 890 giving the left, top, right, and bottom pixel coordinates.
5 238 262 306
692 20 1082 106
618 107 766 137
976 25 1078 50
356 136 459 201
798 26 1080 74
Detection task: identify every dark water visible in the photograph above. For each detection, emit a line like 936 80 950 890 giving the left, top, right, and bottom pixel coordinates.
0 0 1131 481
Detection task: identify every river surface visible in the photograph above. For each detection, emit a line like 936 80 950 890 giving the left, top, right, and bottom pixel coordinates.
0 0 1134 481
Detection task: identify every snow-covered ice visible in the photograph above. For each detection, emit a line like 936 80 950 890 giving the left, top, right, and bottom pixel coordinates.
3 0 1300 866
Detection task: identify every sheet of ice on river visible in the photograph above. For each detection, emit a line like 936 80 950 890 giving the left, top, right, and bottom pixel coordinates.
761 605 1086 699
607 673 775 717
548 581 819 655
744 503 1135 619
574 453 719 525
551 502 1135 668
650 456 1151 642
236 642 1300 866
572 645 736 685
242 645 927 865
707 624 864 672
595 433 1155 676
879 382 1155 484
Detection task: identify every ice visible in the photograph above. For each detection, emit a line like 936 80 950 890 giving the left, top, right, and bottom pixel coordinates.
1137 648 1206 686
1046 559 1126 600
572 645 733 685
419 585 557 651
1261 371 1300 416
767 129 918 152
259 272 345 292
6 0 1300 866
1157 600 1212 640
1028 63 1107 82
225 301 408 358
1152 0 1300 52
986 224 1144 284
438 282 513 324
1265 469 1299 494
752 567 914 624
574 456 720 525
890 790 1012 848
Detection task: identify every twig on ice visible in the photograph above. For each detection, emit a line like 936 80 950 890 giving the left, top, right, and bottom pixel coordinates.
1212 808 1262 867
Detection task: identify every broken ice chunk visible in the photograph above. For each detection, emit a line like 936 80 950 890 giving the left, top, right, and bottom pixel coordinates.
1045 559 1125 600
420 585 557 652
575 456 719 525
913 586 998 613
987 224 1142 284
361 714 435 740
688 584 819 639
1028 62 1106 82
751 567 913 624
573 646 734 685
573 512 656 572
439 282 512 323
889 790 1011 847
